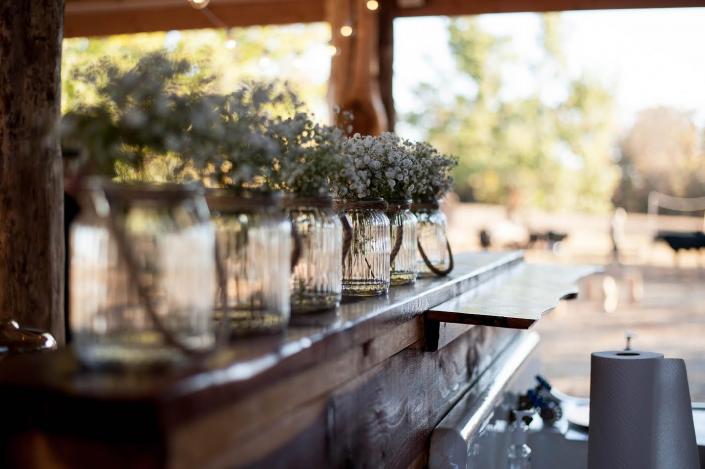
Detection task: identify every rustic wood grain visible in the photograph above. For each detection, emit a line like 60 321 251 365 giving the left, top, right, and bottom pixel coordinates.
427 263 597 330
395 0 705 17
63 0 705 39
0 0 65 343
65 0 324 37
243 326 518 468
0 253 536 468
328 0 389 135
378 0 396 132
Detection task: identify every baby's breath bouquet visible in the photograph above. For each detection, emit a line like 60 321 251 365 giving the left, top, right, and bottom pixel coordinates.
335 133 427 286
408 141 458 203
332 133 420 294
61 51 227 181
268 111 345 197
334 132 421 201
267 112 346 312
198 82 302 191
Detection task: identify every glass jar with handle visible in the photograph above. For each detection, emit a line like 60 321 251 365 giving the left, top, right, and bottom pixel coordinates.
207 189 292 335
286 196 342 313
386 199 418 286
339 199 391 297
413 200 454 277
70 180 216 368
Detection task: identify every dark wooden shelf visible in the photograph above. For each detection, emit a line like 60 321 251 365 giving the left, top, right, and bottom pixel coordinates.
427 263 598 329
0 252 522 431
0 251 596 468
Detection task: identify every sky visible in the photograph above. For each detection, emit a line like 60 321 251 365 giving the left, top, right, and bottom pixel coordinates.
393 8 705 138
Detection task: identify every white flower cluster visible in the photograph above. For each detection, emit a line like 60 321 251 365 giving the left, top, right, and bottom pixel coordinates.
333 132 456 202
334 132 417 200
62 51 456 199
408 141 458 202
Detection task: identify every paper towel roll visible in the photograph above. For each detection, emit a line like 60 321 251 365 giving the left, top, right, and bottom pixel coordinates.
588 350 699 469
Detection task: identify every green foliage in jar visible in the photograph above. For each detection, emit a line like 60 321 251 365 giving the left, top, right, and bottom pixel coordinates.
61 51 224 180
60 51 300 191
196 82 299 190
267 110 346 197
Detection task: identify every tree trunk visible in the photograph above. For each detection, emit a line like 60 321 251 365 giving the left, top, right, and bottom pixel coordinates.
0 1 65 344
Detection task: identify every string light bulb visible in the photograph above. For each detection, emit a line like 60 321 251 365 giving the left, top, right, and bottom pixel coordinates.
340 25 353 37
326 44 338 56
187 0 210 10
366 0 379 10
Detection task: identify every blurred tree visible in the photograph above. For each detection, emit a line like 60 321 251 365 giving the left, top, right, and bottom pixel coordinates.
404 14 619 212
614 107 705 212
62 24 331 118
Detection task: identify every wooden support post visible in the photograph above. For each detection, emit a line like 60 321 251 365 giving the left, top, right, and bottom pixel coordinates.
378 0 396 131
0 1 66 343
327 0 391 135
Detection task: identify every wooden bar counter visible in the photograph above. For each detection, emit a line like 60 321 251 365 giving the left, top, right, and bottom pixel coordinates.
0 251 592 469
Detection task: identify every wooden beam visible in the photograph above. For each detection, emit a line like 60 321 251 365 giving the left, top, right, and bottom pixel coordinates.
328 0 390 135
395 0 705 17
378 0 396 131
0 2 66 343
65 0 326 38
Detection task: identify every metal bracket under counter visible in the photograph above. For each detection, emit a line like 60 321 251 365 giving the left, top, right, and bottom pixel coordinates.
429 331 541 469
424 263 598 351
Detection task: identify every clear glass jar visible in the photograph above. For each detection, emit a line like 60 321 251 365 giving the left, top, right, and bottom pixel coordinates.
387 199 418 286
413 201 453 277
286 197 342 314
70 180 216 368
340 199 391 296
207 190 291 334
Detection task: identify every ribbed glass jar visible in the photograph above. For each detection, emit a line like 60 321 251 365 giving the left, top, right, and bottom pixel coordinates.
340 199 391 296
413 201 452 277
387 199 418 286
286 196 343 313
207 190 291 335
70 180 216 368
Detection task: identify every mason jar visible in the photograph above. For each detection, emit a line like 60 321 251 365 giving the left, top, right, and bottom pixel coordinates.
387 199 418 286
286 196 342 313
413 201 454 277
207 190 291 334
339 199 391 296
70 180 216 368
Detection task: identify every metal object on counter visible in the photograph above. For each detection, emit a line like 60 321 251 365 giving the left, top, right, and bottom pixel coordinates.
0 320 57 355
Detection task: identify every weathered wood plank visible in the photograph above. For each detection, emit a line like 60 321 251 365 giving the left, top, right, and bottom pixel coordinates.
65 0 325 37
168 317 424 468
0 0 65 343
427 263 597 330
243 326 519 468
394 0 705 17
63 0 705 39
0 252 522 438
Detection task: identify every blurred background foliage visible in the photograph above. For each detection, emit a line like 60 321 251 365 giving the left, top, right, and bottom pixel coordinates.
61 14 705 213
62 24 332 118
404 15 620 212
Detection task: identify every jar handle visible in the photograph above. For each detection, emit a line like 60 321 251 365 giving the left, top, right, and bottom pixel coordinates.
340 213 352 265
290 223 302 273
213 240 231 347
390 222 404 266
106 215 213 357
417 237 454 276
